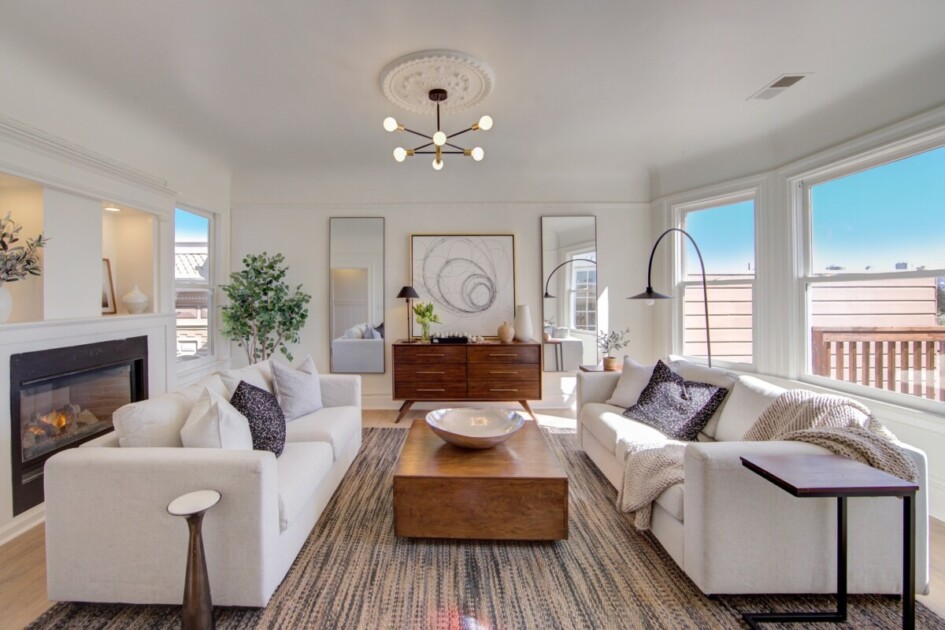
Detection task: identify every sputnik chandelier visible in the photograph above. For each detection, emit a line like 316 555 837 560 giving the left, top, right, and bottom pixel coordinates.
380 50 495 171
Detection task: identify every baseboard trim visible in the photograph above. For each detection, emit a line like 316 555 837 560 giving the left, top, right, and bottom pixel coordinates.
0 503 45 547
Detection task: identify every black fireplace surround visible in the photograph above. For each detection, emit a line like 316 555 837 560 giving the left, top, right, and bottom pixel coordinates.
10 336 148 515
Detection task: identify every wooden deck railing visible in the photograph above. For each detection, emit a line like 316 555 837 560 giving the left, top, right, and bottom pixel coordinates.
811 327 945 401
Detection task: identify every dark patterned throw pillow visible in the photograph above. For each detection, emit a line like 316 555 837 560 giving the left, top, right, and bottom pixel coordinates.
230 380 286 456
622 360 728 441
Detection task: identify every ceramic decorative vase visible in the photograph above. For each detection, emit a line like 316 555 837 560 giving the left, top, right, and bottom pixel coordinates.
0 285 12 322
513 304 533 342
497 321 515 343
121 285 149 314
603 356 620 371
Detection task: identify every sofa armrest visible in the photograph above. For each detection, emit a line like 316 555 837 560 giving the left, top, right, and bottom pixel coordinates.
683 440 929 595
319 374 362 408
45 447 281 606
576 371 621 407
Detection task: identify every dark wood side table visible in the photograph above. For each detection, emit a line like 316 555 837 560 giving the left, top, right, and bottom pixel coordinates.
740 454 918 630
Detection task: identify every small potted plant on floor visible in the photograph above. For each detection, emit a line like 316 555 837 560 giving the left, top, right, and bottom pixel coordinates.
597 327 631 371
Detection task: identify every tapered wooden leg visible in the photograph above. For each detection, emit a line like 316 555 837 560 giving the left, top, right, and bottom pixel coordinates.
519 401 536 420
395 400 415 423
183 511 214 630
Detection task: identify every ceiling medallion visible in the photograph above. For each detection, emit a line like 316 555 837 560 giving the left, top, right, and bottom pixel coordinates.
380 50 495 170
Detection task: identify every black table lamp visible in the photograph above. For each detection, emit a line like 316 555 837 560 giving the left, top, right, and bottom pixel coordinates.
543 258 597 298
397 285 420 342
628 228 712 367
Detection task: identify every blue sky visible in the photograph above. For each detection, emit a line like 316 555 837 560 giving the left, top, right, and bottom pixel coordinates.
175 208 209 242
683 145 945 276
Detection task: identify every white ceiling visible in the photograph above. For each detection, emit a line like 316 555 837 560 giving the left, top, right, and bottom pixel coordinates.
3 0 945 201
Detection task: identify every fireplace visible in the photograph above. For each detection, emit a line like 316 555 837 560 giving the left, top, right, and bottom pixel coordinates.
10 336 148 515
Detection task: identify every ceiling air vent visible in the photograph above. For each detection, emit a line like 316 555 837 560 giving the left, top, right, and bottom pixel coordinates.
749 74 808 100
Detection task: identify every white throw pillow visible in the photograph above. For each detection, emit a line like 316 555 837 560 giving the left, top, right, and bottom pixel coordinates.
180 387 253 449
220 360 274 396
272 355 323 421
112 393 192 447
606 357 656 408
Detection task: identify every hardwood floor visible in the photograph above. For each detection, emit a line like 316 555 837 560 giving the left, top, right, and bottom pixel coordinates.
1 416 943 628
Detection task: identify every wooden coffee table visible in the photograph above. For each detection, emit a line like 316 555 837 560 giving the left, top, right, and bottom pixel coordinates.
393 417 568 540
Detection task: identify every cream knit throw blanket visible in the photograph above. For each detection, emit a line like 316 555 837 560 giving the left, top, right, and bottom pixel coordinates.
618 389 918 530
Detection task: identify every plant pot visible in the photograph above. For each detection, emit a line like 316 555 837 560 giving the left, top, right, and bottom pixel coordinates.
603 356 620 371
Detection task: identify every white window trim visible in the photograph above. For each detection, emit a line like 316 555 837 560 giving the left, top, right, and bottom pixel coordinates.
562 241 597 333
787 125 945 416
670 186 761 370
174 203 225 380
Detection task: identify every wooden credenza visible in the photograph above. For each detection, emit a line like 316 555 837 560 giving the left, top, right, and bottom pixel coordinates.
392 340 541 422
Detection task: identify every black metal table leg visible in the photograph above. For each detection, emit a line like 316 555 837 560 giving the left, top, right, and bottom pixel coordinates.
903 493 915 630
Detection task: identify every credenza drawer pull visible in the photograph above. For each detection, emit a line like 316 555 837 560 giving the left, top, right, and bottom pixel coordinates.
489 371 518 374
489 353 518 357
417 388 445 392
490 388 518 392
417 353 445 357
416 371 445 375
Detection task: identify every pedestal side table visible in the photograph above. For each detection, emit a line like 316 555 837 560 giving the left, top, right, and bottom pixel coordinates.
740 454 918 630
168 489 222 630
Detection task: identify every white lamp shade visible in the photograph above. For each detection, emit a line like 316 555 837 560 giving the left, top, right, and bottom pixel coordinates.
470 147 484 161
432 131 447 146
383 117 399 132
432 158 444 171
477 115 493 130
393 147 407 162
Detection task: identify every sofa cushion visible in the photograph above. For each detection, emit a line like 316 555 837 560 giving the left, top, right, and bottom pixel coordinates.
582 403 669 458
220 360 274 396
669 360 738 439
714 375 786 442
285 405 361 460
277 441 333 531
180 388 253 450
623 361 729 441
606 357 655 408
272 355 323 421
230 381 286 456
654 482 685 522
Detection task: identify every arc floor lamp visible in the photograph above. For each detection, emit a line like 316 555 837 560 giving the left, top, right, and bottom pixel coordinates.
628 228 713 367
543 258 597 298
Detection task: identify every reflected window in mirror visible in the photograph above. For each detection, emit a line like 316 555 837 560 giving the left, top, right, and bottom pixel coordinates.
541 216 599 372
329 217 385 374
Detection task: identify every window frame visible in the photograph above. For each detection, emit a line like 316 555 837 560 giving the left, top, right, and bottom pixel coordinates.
671 188 759 370
793 138 945 410
565 246 597 333
174 205 220 376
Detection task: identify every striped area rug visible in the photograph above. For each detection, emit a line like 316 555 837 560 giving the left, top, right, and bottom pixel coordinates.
29 426 945 629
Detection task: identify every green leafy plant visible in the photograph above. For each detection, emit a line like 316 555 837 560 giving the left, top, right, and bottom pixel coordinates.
412 301 441 342
0 212 46 286
220 252 311 364
597 327 631 356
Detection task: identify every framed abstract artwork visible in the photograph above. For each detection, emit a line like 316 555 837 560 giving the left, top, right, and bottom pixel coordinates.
410 234 516 337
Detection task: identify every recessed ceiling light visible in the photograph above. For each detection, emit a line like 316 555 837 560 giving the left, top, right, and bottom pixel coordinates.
104 205 121 212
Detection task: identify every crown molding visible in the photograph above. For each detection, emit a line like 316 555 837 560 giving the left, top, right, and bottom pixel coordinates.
0 114 171 194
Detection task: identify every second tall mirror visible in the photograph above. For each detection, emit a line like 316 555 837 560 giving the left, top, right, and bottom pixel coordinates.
329 217 385 373
541 216 598 371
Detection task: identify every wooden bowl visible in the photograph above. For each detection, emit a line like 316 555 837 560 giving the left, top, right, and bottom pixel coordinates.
425 408 525 449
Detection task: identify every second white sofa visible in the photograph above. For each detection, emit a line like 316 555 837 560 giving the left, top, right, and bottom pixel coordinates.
577 359 929 596
44 360 362 608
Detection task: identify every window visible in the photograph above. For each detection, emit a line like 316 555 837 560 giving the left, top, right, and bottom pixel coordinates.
803 145 945 402
679 197 755 365
174 208 214 364
569 252 597 331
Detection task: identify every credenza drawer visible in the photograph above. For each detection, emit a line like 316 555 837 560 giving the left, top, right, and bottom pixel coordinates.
394 345 466 364
394 382 468 400
467 345 540 364
467 382 541 400
395 364 467 382
468 364 539 381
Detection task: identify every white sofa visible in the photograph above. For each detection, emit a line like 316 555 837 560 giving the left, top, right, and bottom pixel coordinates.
331 337 384 373
576 360 930 595
44 361 362 608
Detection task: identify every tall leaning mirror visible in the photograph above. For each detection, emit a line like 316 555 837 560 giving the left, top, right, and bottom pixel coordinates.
330 217 385 373
541 216 598 371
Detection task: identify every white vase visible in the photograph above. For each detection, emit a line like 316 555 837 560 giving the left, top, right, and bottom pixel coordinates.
513 304 533 341
121 285 149 314
0 285 11 322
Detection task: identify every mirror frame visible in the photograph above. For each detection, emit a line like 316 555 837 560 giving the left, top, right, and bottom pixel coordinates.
329 217 386 374
540 215 599 371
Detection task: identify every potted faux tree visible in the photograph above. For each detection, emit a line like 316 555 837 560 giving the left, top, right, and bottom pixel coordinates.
220 252 311 364
0 212 46 322
412 301 440 343
597 327 631 371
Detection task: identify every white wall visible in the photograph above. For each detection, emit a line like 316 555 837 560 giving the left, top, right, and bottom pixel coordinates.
231 202 653 409
42 189 103 319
